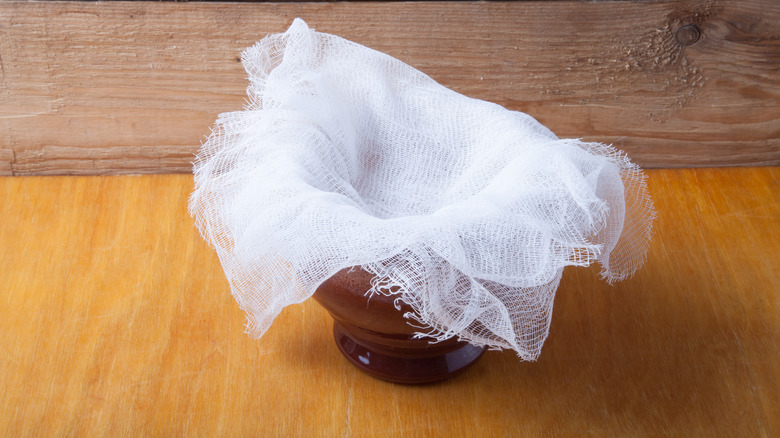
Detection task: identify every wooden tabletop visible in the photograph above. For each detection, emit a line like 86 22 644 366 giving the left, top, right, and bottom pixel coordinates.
1 167 778 436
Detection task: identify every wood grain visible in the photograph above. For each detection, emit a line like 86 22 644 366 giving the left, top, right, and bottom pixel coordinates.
0 168 778 435
0 0 778 175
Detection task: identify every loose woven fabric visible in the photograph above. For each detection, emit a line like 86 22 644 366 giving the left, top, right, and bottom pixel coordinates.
190 19 655 360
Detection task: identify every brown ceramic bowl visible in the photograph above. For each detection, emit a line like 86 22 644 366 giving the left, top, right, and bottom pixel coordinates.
312 267 485 384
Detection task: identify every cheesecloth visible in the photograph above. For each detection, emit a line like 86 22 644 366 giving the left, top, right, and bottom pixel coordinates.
190 19 655 360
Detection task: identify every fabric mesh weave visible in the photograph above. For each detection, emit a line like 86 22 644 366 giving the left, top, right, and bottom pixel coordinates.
190 19 655 359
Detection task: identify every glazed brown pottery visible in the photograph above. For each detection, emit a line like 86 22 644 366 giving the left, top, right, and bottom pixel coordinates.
312 267 485 384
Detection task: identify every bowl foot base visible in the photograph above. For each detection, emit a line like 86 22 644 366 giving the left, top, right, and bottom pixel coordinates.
332 321 485 384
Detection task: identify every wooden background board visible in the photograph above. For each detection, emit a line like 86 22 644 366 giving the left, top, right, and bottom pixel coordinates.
0 168 778 435
0 0 778 176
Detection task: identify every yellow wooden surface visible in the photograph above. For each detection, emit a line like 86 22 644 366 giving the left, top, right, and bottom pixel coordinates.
1 0 779 175
0 168 778 436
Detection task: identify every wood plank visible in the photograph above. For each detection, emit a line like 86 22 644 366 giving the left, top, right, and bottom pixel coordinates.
0 168 777 435
0 1 778 175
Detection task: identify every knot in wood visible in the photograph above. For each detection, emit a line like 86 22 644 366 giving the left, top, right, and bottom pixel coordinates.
675 24 701 46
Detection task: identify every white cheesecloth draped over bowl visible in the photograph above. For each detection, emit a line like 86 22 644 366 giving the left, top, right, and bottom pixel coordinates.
190 19 655 360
